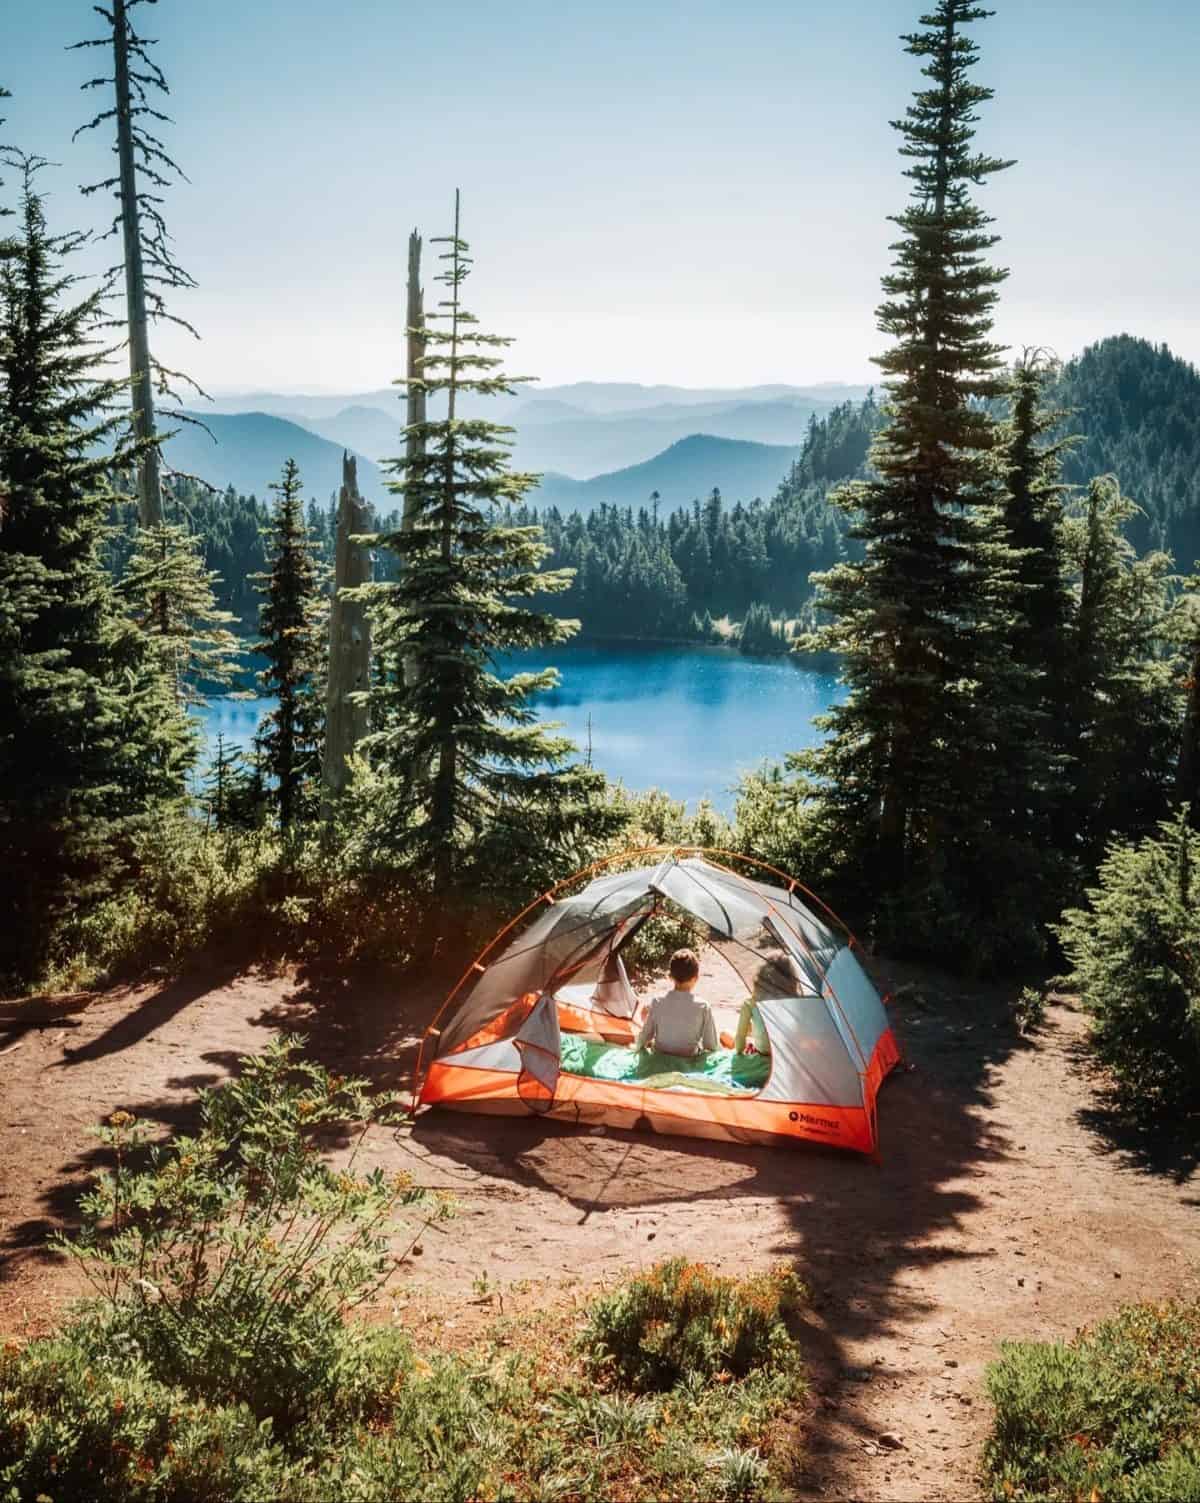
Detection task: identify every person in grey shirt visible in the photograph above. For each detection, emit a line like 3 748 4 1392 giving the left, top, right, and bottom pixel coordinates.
636 948 719 1057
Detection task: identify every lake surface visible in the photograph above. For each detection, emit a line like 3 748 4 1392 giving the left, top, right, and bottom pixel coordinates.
196 642 842 814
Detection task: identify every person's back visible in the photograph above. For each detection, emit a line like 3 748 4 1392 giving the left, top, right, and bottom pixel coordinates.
636 948 718 1057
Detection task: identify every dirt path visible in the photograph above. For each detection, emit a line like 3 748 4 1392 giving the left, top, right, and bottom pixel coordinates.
1 958 1196 1502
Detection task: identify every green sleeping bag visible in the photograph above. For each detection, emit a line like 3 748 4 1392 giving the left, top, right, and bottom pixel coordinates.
558 1034 770 1095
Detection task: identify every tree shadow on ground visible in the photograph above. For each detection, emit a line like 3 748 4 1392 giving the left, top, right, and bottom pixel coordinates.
47 959 248 1071
0 1090 211 1285
1052 1014 1200 1186
249 959 443 1094
0 1033 392 1288
1069 1050 1200 1188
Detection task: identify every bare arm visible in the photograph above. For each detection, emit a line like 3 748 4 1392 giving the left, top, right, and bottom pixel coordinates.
636 1000 656 1051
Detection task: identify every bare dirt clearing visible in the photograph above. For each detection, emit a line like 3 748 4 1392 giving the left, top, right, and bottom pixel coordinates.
1 954 1196 1502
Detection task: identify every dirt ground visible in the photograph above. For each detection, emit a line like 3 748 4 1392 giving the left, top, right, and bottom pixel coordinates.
2 949 1197 1503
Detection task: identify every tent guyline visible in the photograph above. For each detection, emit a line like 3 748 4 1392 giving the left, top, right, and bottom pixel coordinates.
412 848 901 1156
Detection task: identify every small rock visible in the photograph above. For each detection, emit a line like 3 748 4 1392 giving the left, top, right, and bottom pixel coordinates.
1113 1270 1122 1279
412 1243 424 1256
944 1358 958 1368
647 1231 656 1241
878 1432 905 1450
587 1126 607 1136
1016 1277 1025 1287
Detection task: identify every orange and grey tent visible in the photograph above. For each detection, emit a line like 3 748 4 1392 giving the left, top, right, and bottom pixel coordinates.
413 849 901 1156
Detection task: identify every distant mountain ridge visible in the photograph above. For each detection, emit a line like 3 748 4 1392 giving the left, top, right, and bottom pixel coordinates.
159 410 799 520
206 382 861 480
163 411 386 503
529 434 803 513
206 380 874 423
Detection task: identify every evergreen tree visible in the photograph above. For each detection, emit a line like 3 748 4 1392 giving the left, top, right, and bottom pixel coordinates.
738 602 785 655
0 163 184 982
998 351 1073 843
1001 353 1072 685
1059 477 1178 864
1172 573 1200 826
200 732 265 833
800 2 1033 959
117 520 241 704
252 458 325 832
361 195 619 894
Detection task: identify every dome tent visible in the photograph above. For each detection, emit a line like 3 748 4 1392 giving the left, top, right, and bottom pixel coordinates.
413 849 901 1156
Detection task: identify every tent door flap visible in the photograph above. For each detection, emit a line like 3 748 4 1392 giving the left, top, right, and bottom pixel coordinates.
514 994 562 1115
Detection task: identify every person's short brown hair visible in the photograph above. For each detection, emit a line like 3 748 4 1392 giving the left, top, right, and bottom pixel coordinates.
669 948 701 984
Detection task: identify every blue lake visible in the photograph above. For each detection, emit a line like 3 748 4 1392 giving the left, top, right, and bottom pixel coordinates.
196 642 842 814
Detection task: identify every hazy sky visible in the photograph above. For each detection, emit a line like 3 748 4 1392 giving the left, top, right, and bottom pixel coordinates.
6 0 1198 394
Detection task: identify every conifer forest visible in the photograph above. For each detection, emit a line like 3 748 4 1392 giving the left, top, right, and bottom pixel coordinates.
2 5 1199 1502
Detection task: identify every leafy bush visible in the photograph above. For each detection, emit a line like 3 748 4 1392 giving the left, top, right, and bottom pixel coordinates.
0 1333 314 1502
581 1258 805 1392
40 810 283 990
604 785 732 852
52 1035 448 1426
620 901 707 986
984 1299 1200 1502
1057 814 1200 1112
2 1262 807 1502
1011 986 1048 1035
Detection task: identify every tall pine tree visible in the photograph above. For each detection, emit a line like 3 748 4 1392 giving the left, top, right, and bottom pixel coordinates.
1059 477 1178 865
800 3 1035 961
1000 352 1072 695
116 520 240 704
360 195 619 898
0 162 184 982
253 457 325 833
998 351 1073 848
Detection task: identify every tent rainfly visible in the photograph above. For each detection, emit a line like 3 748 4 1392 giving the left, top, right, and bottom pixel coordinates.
413 851 901 1156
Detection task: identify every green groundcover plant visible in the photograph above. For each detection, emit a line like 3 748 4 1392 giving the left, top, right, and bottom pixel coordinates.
582 1257 806 1392
984 1300 1200 1502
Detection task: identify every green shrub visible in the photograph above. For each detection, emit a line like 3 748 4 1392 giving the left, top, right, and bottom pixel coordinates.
604 785 732 852
1057 813 1200 1113
41 811 283 990
1011 986 1048 1035
0 1334 314 1502
581 1258 805 1392
984 1299 1200 1502
52 1035 448 1427
2 1261 806 1503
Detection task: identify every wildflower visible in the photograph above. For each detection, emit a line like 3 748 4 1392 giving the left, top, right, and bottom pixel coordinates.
108 1110 135 1128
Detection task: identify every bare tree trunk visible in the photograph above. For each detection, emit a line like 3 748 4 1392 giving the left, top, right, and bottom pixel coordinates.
322 453 373 807
113 0 163 528
402 228 426 688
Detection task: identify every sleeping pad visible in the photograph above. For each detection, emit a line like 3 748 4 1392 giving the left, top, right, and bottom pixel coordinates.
557 1033 770 1095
